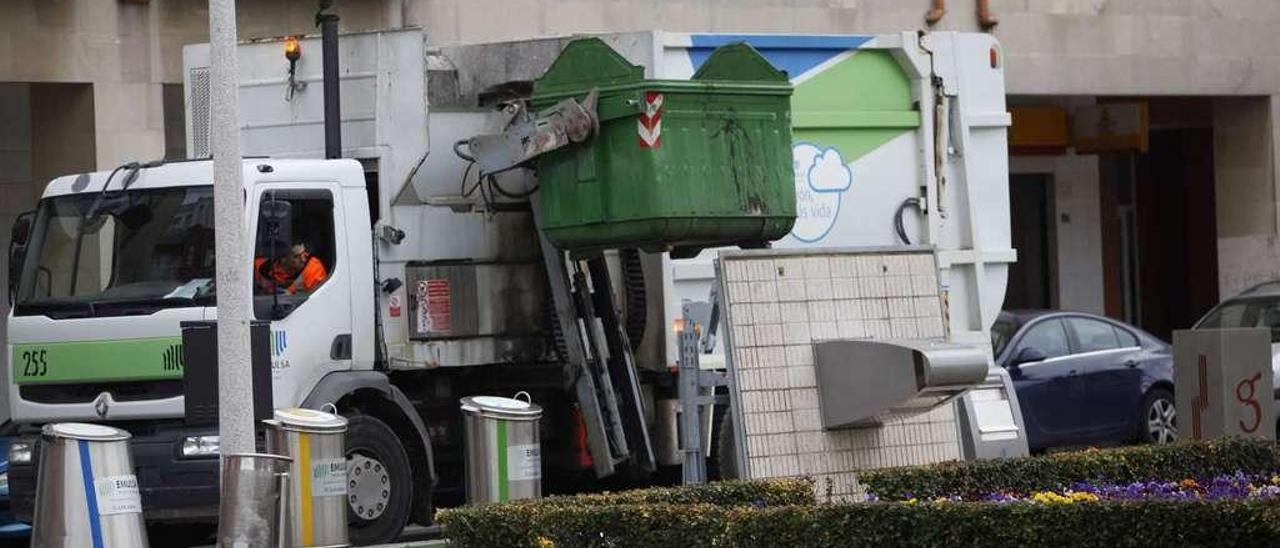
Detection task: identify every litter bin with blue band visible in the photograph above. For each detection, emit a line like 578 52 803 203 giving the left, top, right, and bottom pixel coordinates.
30 423 148 548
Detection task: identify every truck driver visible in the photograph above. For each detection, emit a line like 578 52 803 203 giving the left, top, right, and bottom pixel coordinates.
254 242 328 295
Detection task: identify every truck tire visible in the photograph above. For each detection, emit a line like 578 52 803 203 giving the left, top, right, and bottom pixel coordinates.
708 405 739 480
345 413 413 546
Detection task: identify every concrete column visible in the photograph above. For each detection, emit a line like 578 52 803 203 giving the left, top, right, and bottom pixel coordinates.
30 84 96 200
1009 148 1105 316
0 84 34 411
1213 96 1280 297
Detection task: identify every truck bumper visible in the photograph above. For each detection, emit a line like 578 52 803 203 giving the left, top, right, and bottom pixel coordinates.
10 422 220 522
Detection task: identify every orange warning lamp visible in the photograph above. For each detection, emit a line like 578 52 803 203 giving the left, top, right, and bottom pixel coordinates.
284 36 302 62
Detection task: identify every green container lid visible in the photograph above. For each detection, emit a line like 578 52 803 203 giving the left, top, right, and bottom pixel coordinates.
532 38 796 256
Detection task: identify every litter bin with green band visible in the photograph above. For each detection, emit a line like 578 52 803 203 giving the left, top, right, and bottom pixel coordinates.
460 393 543 503
532 38 796 256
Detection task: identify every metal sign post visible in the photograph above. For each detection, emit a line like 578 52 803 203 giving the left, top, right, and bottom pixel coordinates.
208 0 256 457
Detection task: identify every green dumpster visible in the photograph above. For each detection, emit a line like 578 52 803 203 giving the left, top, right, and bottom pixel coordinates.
532 38 795 256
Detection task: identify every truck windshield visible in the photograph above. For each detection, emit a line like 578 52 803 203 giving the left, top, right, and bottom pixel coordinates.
14 186 216 318
1196 297 1280 343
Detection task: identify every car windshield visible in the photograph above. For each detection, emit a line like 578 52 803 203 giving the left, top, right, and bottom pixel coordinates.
14 186 216 318
991 319 1018 357
1196 297 1280 343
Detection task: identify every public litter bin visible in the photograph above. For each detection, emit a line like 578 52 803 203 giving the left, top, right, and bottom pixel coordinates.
460 393 543 503
531 38 796 256
264 408 349 548
217 453 292 548
31 423 147 548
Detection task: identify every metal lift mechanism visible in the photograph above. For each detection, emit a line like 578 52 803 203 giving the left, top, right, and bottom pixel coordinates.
470 93 655 478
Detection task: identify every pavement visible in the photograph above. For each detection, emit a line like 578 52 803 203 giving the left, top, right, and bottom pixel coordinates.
189 524 448 547
372 541 449 548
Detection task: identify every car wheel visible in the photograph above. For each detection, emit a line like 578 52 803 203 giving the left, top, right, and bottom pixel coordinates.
344 413 413 546
1140 388 1177 444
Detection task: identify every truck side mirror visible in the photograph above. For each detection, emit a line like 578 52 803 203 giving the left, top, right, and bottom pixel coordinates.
258 198 293 242
8 210 35 300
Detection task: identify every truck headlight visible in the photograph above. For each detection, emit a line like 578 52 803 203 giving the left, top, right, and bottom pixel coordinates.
9 442 32 465
180 436 220 458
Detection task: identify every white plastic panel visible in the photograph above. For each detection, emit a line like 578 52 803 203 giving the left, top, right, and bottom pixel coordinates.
655 31 1013 370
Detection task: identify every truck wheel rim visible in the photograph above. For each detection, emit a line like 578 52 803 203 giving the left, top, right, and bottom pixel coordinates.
348 452 391 521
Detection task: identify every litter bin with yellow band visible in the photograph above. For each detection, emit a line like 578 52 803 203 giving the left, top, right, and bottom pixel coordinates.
264 408 349 548
460 393 544 503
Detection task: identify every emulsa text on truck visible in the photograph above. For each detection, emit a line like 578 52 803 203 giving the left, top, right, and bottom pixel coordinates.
3 29 1012 543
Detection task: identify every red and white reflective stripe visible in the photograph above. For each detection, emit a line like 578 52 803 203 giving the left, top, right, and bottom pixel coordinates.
638 91 663 149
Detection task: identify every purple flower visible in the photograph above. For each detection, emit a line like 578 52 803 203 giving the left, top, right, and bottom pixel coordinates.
973 471 1280 503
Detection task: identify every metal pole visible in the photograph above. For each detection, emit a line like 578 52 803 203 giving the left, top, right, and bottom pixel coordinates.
318 7 341 159
209 0 255 456
678 312 707 485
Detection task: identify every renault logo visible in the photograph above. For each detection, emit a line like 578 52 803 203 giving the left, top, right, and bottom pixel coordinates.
93 393 110 419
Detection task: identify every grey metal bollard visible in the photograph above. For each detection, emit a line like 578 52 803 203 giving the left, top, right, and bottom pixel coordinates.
461 393 543 503
31 423 148 548
217 453 293 548
264 407 349 548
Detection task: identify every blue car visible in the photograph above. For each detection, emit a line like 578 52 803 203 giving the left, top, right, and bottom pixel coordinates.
0 439 31 540
991 311 1176 452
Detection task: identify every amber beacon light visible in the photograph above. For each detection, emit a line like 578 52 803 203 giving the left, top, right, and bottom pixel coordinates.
284 36 305 100
284 36 301 61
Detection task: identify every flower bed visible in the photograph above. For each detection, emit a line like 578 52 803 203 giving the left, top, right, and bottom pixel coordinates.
860 437 1280 501
443 499 1280 547
439 440 1280 547
721 500 1280 547
976 473 1280 503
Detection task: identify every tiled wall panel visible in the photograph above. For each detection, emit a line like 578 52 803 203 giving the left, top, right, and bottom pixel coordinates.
721 249 959 501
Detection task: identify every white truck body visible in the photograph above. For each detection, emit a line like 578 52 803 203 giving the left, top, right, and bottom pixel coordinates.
182 29 1012 373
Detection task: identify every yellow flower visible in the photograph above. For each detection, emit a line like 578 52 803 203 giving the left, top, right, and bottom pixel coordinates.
904 498 919 505
1180 478 1199 489
535 537 555 548
1068 491 1099 502
1032 491 1083 504
1271 476 1280 486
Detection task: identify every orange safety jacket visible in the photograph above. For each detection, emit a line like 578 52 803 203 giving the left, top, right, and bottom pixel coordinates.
254 256 328 294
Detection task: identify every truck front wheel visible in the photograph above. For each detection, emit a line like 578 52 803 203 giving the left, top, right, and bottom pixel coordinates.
345 413 413 545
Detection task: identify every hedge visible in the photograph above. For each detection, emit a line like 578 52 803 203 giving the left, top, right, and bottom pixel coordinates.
861 438 1280 501
519 476 816 508
442 500 1280 548
723 500 1280 548
437 478 813 548
439 502 732 548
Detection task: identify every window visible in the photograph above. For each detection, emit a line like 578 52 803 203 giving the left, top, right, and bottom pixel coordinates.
1016 319 1070 360
15 186 216 318
252 189 335 320
1114 327 1139 348
991 319 1017 357
1198 297 1280 343
1068 318 1120 353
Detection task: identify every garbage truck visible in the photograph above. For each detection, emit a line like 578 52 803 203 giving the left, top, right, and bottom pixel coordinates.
3 28 1011 543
